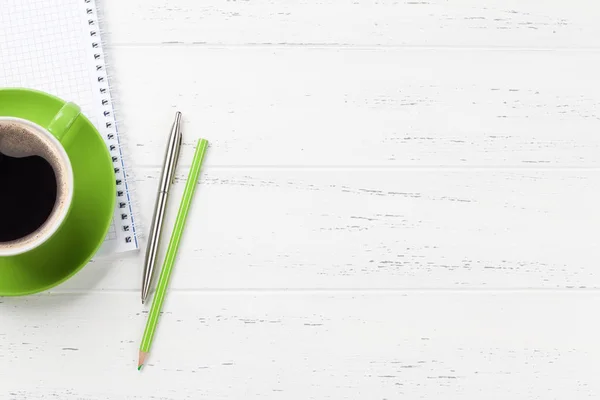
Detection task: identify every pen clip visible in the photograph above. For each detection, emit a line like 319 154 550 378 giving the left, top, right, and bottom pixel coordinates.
157 112 182 194
170 131 182 185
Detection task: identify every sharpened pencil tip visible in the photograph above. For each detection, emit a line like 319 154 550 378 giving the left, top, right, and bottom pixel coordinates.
138 351 148 370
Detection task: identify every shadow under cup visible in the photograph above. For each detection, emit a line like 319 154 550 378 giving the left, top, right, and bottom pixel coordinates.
0 88 116 296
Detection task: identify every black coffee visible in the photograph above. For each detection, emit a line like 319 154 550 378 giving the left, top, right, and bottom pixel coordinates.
0 152 57 242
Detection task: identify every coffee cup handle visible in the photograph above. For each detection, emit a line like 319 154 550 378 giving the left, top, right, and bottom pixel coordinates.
47 102 81 147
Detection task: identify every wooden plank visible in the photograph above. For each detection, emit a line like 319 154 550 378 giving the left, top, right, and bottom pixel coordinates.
109 47 600 168
1 292 598 399
56 169 599 291
101 0 600 47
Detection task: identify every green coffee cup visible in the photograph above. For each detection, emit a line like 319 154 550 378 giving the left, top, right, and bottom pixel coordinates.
0 88 116 296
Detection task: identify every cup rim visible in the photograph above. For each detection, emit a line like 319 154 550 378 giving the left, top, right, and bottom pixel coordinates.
0 116 74 256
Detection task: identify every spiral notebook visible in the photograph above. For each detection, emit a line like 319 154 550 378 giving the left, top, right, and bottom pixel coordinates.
0 0 138 254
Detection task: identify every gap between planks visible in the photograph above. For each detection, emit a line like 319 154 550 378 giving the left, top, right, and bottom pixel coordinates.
35 288 600 295
107 43 600 51
132 165 600 171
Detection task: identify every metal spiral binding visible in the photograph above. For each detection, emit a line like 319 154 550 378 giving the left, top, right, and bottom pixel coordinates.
85 0 134 245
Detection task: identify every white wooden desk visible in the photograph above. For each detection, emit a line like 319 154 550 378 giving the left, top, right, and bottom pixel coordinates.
2 1 600 398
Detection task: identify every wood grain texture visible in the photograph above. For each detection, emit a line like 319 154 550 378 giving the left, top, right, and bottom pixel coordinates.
54 168 599 291
108 47 600 167
101 0 600 47
1 293 598 399
2 0 599 397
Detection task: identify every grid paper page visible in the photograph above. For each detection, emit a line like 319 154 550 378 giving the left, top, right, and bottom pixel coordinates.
0 0 138 254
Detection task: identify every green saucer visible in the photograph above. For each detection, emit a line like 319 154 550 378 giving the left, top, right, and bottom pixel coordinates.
0 88 115 296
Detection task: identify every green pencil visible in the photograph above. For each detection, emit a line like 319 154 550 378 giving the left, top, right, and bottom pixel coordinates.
138 138 209 370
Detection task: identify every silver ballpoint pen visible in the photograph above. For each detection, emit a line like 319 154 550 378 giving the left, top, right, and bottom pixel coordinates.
141 111 183 304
